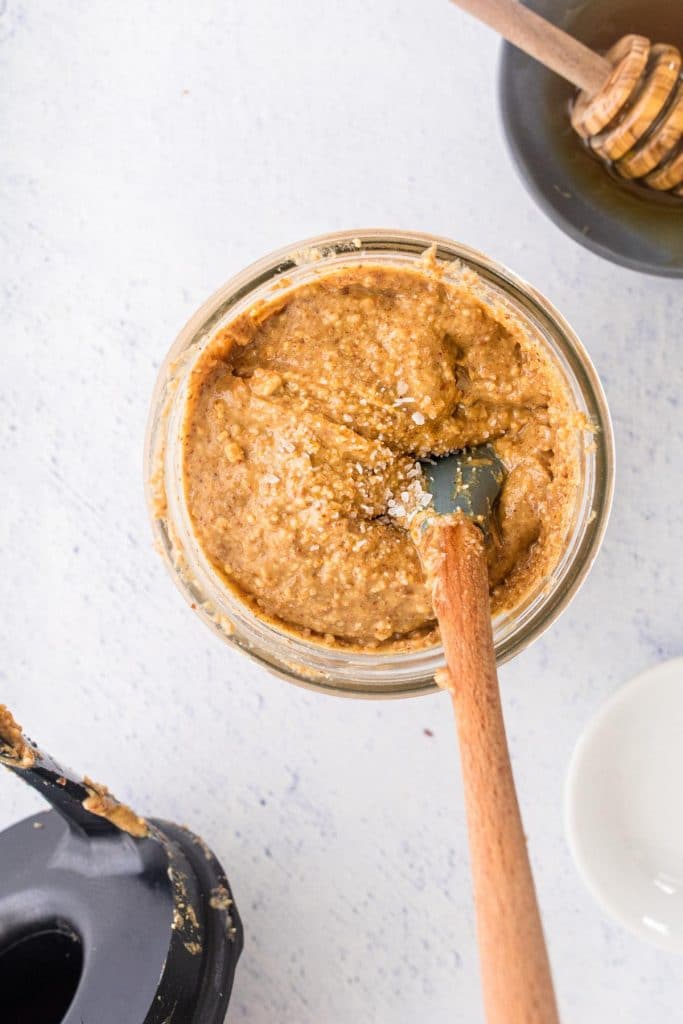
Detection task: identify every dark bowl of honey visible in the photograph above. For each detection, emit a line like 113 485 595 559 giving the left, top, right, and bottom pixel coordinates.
499 0 683 277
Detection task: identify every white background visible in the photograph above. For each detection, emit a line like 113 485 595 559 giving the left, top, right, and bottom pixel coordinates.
2 1 682 1020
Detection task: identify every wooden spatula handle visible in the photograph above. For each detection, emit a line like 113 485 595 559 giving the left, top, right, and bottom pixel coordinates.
434 519 560 1024
449 0 610 95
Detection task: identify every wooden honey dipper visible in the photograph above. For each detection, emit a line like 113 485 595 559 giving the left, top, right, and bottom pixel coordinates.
450 0 683 196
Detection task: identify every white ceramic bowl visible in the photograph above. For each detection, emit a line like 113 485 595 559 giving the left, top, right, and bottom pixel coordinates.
565 657 683 953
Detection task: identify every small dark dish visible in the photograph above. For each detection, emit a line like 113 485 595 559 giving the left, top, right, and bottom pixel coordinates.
499 0 683 277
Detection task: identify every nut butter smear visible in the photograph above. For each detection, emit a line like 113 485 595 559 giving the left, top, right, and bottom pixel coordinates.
182 256 580 651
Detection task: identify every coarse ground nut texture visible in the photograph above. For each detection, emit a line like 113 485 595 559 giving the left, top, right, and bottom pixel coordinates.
181 260 580 651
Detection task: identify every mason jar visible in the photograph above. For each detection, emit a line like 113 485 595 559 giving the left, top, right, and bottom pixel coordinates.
144 230 614 699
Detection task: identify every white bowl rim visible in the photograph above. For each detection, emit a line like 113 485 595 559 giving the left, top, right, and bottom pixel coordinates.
564 655 683 954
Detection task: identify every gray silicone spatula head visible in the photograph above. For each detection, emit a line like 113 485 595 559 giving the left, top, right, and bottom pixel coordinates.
420 444 505 528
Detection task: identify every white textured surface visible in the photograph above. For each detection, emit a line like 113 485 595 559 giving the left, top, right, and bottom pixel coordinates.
1 1 681 1020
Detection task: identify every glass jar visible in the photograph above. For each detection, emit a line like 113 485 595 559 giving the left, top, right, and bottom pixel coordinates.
144 230 614 699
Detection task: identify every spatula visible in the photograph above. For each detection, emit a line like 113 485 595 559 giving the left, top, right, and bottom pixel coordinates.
416 445 560 1024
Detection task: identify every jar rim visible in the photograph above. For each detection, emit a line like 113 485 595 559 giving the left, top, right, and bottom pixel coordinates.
144 229 615 699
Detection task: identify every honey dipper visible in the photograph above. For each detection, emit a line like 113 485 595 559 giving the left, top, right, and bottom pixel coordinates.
450 0 683 196
415 446 559 1024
